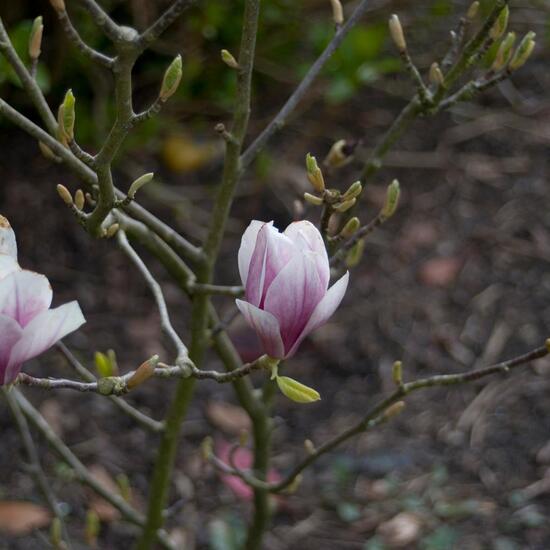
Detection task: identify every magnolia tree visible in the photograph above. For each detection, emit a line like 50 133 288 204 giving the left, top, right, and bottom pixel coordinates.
0 0 543 548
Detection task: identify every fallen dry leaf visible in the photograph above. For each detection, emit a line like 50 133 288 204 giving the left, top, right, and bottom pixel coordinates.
206 401 251 435
377 512 422 548
0 501 51 535
418 257 462 287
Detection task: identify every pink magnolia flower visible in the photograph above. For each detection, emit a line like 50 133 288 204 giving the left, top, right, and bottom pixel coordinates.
236 220 349 359
0 216 85 385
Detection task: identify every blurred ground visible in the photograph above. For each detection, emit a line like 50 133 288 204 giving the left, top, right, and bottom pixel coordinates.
1 1 550 549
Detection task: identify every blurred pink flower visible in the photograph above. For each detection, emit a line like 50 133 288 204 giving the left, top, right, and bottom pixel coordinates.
236 220 349 359
217 440 280 501
0 216 85 385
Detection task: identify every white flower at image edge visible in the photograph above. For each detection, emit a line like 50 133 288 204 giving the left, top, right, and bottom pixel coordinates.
0 215 85 385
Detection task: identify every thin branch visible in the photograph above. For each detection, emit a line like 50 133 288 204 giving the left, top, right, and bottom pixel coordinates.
240 0 373 170
56 343 164 433
3 389 71 547
190 283 244 297
78 0 122 43
56 9 114 67
138 0 197 50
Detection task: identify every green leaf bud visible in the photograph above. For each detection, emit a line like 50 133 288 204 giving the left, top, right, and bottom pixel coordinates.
276 375 321 403
221 49 239 69
389 14 406 52
381 179 400 219
509 31 536 71
305 153 325 193
160 54 182 102
29 16 43 60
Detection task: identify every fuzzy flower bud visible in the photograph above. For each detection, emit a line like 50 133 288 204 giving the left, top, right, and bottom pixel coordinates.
29 16 43 60
127 355 158 390
343 181 362 200
381 179 400 219
333 197 356 213
160 54 182 102
221 49 239 69
509 31 536 71
305 153 325 193
303 192 324 206
429 62 444 87
330 0 344 26
56 184 73 205
389 14 406 52
128 172 154 199
74 189 85 210
492 32 516 72
340 216 360 239
489 5 509 40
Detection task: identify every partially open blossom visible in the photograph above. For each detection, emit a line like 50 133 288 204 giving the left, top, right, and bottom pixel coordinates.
0 216 85 385
236 220 349 359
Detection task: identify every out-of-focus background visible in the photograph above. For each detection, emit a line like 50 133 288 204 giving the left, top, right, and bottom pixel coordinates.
1 0 550 548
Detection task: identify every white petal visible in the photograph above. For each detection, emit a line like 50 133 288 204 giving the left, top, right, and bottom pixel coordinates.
235 299 285 359
0 216 17 259
0 255 20 280
286 271 349 358
0 270 52 327
284 220 329 289
7 301 85 380
238 220 268 286
0 315 23 385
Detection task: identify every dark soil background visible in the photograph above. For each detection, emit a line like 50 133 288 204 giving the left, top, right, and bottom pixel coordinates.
1 1 550 549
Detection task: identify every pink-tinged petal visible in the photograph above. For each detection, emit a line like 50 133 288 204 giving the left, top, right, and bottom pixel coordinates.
286 271 349 358
238 220 265 286
0 255 20 280
263 253 325 355
0 216 17 259
235 299 285 359
6 301 85 382
245 223 295 307
0 270 53 327
0 315 23 385
284 220 329 289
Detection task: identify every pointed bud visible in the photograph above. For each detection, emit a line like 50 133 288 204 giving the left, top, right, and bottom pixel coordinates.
276 375 321 403
466 1 479 20
74 189 85 210
381 179 400 218
56 184 73 205
324 139 355 168
509 31 536 71
392 361 403 386
38 141 58 161
127 355 158 390
105 223 120 238
429 62 444 87
389 14 406 52
305 153 325 193
59 89 75 141
128 172 154 199
343 181 362 200
382 401 406 421
489 5 509 40
49 0 66 12
340 216 360 239
95 351 114 378
304 439 316 455
221 49 239 69
492 32 516 71
303 192 324 206
330 0 344 26
160 54 182 102
346 238 365 268
29 16 44 60
333 197 356 213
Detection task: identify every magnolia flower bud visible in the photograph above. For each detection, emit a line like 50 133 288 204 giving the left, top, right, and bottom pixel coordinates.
305 153 325 193
509 31 536 71
221 49 239 69
492 32 516 72
49 0 66 12
56 184 73 205
160 54 182 102
323 139 356 168
59 89 75 141
340 216 360 239
429 62 444 87
303 192 324 206
74 189 85 210
330 0 344 26
343 181 362 200
128 172 154 199
389 14 406 52
333 197 356 213
29 16 43 60
381 179 400 218
127 355 158 390
489 5 509 40
466 1 479 20
276 375 321 403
